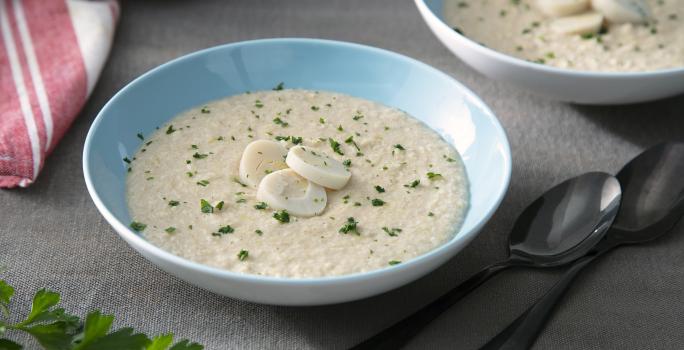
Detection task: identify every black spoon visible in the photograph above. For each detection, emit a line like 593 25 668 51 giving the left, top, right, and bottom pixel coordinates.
482 142 684 350
352 172 621 350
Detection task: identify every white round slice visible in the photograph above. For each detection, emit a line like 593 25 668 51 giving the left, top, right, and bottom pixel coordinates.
551 12 604 35
239 140 288 188
256 169 327 217
591 0 650 24
536 0 590 17
285 146 351 190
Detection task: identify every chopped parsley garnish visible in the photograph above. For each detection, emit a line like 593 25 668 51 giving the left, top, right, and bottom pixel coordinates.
129 221 146 232
319 117 325 124
235 198 247 203
255 229 263 235
427 172 443 180
193 152 208 159
394 144 405 151
374 185 385 193
200 199 213 213
342 159 352 168
196 179 210 186
311 106 320 111
218 225 234 234
215 201 225 210
273 210 290 223
191 144 199 149
123 157 131 164
344 135 361 151
291 136 303 145
405 179 420 188
329 138 344 155
273 117 289 127
382 227 402 237
254 202 268 210
168 200 180 207
201 106 211 113
275 135 290 141
273 82 285 91
388 260 402 266
337 125 344 131
186 171 194 177
339 217 359 235
352 114 364 121
428 212 435 217
165 227 176 234
237 249 249 261
371 198 385 207
443 155 456 162
254 100 264 108
233 177 248 187
165 125 176 134
136 133 144 140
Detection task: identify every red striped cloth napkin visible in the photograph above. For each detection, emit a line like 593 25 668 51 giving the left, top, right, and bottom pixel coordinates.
0 0 119 188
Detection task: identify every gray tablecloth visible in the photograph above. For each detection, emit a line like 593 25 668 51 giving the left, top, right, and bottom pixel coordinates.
2 1 684 349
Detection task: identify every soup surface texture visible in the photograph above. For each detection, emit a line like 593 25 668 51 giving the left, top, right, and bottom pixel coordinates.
444 0 684 72
126 89 469 278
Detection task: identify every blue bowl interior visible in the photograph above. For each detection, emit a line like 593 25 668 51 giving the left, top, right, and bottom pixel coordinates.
85 38 509 257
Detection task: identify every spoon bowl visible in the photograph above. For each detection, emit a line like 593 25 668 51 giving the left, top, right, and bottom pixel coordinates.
509 172 621 266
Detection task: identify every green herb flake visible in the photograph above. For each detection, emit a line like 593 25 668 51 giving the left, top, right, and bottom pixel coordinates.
237 249 249 261
255 229 263 235
273 82 285 91
168 200 180 207
339 217 359 235
215 201 225 210
405 179 420 188
196 180 210 187
218 225 234 234
291 136 303 145
374 185 385 193
193 152 208 159
235 198 247 204
382 227 402 237
394 144 405 151
371 198 385 207
329 138 344 155
389 260 402 266
165 227 176 234
428 212 435 217
136 133 144 140
233 178 248 187
165 125 176 134
273 210 290 223
273 117 289 127
129 221 147 232
319 117 325 124
427 172 443 180
200 199 213 213
123 157 131 164
255 100 264 108
201 106 211 114
311 106 320 111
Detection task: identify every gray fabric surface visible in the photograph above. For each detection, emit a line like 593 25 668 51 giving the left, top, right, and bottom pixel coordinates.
2 0 684 349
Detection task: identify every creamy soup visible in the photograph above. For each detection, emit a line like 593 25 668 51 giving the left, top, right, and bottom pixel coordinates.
126 89 469 278
444 0 684 72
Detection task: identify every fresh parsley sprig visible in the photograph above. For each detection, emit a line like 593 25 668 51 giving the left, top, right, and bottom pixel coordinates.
0 280 202 350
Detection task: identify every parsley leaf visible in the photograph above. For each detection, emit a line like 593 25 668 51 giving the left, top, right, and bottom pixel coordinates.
273 210 290 223
165 125 176 134
237 250 249 261
273 82 285 91
374 185 385 193
371 198 385 206
328 138 344 155
427 172 443 180
200 199 213 214
339 217 359 235
404 180 420 188
388 260 402 266
254 202 268 210
129 221 146 232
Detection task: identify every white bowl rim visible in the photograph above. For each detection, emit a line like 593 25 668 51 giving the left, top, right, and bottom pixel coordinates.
83 37 512 286
415 0 684 78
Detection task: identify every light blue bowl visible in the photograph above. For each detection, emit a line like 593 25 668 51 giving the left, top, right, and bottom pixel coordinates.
83 38 511 305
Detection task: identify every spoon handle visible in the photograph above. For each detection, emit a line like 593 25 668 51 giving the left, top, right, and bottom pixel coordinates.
351 261 511 350
480 254 599 350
